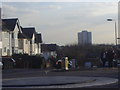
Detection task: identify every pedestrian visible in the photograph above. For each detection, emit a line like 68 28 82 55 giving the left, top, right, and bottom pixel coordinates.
100 49 107 67
106 48 115 68
112 48 119 67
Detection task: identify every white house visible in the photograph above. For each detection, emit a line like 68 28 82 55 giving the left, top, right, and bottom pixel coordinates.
18 30 30 54
35 33 42 55
2 18 22 56
2 18 42 56
20 27 38 55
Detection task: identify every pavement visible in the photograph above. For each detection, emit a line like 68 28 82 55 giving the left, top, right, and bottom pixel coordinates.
2 76 118 88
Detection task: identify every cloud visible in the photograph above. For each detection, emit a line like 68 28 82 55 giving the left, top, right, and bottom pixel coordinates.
2 4 17 13
2 4 40 17
2 2 118 45
2 0 119 2
47 5 62 10
90 3 118 17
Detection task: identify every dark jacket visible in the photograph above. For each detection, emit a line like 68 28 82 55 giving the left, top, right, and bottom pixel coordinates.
106 50 114 61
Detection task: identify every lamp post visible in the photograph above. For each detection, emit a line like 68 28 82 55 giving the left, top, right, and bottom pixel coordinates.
107 19 117 46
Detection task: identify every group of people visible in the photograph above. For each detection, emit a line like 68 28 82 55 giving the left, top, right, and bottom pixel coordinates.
100 47 120 67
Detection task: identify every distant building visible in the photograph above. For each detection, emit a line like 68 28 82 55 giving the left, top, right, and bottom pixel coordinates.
78 30 92 45
41 44 57 60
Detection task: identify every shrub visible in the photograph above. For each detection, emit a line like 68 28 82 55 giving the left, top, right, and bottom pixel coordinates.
12 54 45 69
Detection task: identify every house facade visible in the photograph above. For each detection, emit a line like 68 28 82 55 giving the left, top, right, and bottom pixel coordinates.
2 18 42 56
2 29 10 56
35 33 42 55
21 27 36 55
19 27 42 55
2 18 21 56
18 32 30 54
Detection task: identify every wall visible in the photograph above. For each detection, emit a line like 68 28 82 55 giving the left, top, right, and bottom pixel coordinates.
34 43 41 55
23 39 30 54
12 24 19 54
2 31 10 56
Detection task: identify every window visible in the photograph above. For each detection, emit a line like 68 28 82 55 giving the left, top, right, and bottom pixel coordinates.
12 47 14 54
18 40 23 49
0 49 2 56
14 33 16 39
30 40 32 44
4 32 8 38
7 49 10 56
26 40 28 44
12 33 14 39
15 50 18 53
4 47 6 52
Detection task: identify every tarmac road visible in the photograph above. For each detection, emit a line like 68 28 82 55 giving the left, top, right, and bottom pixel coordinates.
2 67 119 89
3 68 118 78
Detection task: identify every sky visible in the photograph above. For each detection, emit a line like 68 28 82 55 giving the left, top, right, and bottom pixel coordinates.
1 1 119 46
2 0 120 2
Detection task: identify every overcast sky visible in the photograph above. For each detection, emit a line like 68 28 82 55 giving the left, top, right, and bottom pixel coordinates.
2 1 118 45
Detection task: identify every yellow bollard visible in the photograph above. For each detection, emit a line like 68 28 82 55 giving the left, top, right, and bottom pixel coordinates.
65 57 69 70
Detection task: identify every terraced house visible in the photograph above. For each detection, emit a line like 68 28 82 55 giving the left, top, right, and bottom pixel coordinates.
2 18 42 56
19 27 42 55
2 18 21 56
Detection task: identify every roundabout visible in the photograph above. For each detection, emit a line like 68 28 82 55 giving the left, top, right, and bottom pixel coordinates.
3 76 118 88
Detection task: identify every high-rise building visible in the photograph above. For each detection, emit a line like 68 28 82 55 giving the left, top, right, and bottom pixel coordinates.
78 30 92 45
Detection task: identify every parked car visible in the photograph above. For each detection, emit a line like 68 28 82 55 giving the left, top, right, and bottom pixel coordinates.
56 60 63 69
56 59 73 69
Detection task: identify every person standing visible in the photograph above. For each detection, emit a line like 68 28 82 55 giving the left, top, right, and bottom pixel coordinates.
106 48 115 68
100 49 107 67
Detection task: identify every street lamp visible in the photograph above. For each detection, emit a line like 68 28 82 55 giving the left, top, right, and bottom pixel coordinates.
107 19 117 46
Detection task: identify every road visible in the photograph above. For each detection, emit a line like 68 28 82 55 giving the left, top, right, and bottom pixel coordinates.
2 67 120 89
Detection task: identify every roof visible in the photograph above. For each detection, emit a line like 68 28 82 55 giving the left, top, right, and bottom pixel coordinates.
18 32 28 39
41 44 57 52
21 27 36 39
2 18 18 31
35 33 42 43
